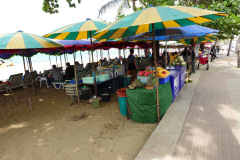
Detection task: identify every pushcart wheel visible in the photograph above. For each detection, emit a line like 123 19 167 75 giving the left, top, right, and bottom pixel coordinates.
206 63 209 70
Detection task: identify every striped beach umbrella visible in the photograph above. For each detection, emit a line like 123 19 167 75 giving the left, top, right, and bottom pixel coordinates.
93 6 227 40
43 19 109 40
0 31 64 110
43 19 110 100
93 6 227 123
0 30 63 50
178 34 218 45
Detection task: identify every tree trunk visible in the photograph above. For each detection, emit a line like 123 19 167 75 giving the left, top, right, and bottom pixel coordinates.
236 36 240 68
227 39 233 56
237 52 240 68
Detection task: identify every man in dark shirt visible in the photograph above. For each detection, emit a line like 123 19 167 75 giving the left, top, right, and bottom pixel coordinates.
66 62 75 80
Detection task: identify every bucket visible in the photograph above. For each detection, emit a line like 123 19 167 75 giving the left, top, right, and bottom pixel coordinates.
123 75 131 87
81 87 91 100
101 93 110 102
117 88 127 116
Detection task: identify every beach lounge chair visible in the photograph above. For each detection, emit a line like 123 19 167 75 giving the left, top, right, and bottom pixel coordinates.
8 73 23 89
39 70 50 88
0 83 12 93
64 84 81 106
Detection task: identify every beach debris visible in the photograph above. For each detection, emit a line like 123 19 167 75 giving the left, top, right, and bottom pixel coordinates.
67 112 86 121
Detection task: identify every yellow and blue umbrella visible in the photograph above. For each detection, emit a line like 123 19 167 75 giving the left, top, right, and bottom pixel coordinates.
43 19 110 40
93 6 227 40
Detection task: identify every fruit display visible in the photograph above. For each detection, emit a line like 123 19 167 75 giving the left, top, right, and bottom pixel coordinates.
128 79 145 89
156 67 170 78
145 74 155 89
171 56 186 66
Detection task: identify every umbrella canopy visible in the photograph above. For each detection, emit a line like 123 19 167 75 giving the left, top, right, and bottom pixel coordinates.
123 25 219 41
0 30 63 50
93 6 227 40
0 31 64 59
178 34 218 45
43 19 110 40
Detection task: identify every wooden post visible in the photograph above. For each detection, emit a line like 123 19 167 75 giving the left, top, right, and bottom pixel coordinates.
90 31 97 97
152 23 160 123
60 54 62 68
80 51 83 65
49 55 51 68
22 55 32 110
165 36 168 68
73 46 79 103
64 53 67 68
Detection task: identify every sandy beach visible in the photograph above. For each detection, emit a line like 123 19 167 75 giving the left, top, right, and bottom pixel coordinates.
0 86 156 160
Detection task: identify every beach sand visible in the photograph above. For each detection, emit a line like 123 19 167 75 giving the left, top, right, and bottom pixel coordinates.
0 86 156 160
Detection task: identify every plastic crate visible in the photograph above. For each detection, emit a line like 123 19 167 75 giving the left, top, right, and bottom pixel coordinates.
137 76 149 83
159 75 170 84
82 77 98 84
97 74 110 82
169 70 180 102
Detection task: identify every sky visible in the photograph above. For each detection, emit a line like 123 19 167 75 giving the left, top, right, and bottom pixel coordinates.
0 0 136 36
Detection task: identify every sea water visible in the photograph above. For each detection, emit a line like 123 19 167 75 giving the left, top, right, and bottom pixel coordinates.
0 49 124 81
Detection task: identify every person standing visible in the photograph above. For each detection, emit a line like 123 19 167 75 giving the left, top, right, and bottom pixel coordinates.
127 48 138 81
210 45 216 62
66 62 75 80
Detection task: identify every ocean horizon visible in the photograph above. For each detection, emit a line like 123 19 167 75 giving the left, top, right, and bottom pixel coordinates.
0 48 145 81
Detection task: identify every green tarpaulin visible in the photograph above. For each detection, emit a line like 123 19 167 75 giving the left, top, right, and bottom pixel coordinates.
126 81 173 123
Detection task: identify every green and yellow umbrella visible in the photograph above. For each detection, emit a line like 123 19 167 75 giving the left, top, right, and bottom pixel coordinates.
93 6 227 40
44 19 109 40
178 34 218 45
0 30 63 49
93 6 227 123
43 19 110 99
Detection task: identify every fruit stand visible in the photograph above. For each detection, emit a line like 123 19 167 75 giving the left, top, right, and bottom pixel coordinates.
126 81 173 123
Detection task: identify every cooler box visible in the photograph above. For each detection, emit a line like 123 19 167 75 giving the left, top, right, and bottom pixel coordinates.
169 70 180 102
167 66 186 91
159 75 170 84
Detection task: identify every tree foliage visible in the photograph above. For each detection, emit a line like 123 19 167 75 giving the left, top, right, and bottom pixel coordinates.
42 0 81 14
178 0 240 39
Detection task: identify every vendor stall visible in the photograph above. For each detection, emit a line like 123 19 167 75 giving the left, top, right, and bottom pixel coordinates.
126 81 173 123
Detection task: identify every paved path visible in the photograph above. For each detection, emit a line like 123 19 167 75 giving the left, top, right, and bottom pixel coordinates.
136 52 240 160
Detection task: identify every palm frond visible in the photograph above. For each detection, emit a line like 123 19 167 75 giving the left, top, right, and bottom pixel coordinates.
98 0 122 18
115 0 131 20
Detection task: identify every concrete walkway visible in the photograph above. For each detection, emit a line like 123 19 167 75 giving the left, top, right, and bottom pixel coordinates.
135 52 240 160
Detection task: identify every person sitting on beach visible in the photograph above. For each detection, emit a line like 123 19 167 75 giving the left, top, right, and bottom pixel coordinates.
65 62 75 80
75 61 84 72
47 65 63 87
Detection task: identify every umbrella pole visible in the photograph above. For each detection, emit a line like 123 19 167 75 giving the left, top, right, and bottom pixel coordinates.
138 43 140 57
80 51 83 65
165 36 168 68
55 55 57 66
152 23 160 123
186 39 190 78
96 50 99 62
122 43 128 88
22 55 32 110
64 53 67 67
100 49 103 60
49 55 51 68
60 54 62 68
28 56 36 96
90 31 97 97
108 49 110 61
73 46 79 103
